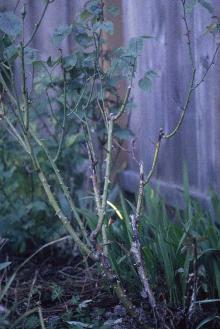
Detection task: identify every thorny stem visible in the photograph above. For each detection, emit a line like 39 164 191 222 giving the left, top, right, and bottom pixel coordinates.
33 105 57 143
38 306 46 329
54 50 67 162
1 1 220 327
21 5 29 131
181 0 195 70
4 116 28 151
46 88 59 125
129 2 220 326
87 13 143 319
16 7 90 257
67 80 88 116
91 116 113 240
89 2 135 240
93 32 108 124
82 76 103 221
84 117 102 219
193 43 220 90
101 224 144 323
0 3 142 325
6 117 138 324
130 162 160 326
0 72 25 131
90 80 133 242
113 85 132 121
144 130 163 185
37 168 93 257
163 68 196 139
24 0 52 48
1 62 21 116
130 215 159 323
25 133 89 254
0 73 17 106
113 56 135 122
30 131 92 248
164 3 220 140
3 64 92 254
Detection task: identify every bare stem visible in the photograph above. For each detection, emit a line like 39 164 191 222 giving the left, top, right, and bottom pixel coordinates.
91 116 113 240
163 68 196 139
130 163 160 326
36 168 93 257
101 224 148 325
38 306 46 329
54 51 67 162
83 116 102 219
193 43 220 90
24 0 51 48
21 6 29 131
181 0 195 69
113 85 131 121
30 130 92 248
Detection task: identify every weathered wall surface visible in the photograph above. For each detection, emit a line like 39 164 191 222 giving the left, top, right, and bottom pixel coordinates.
120 0 220 205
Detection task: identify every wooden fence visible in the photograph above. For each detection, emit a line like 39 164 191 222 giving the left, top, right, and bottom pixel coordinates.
119 0 220 207
1 0 220 206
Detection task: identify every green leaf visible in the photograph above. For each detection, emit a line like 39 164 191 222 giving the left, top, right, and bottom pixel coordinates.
206 23 220 34
83 53 96 67
109 57 126 76
195 299 220 304
51 284 63 301
75 32 92 48
52 24 72 46
46 55 60 67
138 70 158 91
70 295 80 305
78 299 92 309
114 126 134 140
93 21 114 35
186 0 213 13
27 200 47 212
86 1 102 15
66 321 93 328
196 316 220 329
24 47 39 64
0 261 11 271
33 61 51 93
109 47 135 77
65 133 80 148
117 255 127 265
186 0 197 13
104 319 123 327
63 53 77 71
127 37 144 57
198 0 214 13
0 12 21 38
3 44 19 61
106 5 120 17
80 9 92 21
25 315 39 329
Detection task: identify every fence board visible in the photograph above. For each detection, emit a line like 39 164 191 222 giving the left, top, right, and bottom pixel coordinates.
120 0 220 203
1 0 220 204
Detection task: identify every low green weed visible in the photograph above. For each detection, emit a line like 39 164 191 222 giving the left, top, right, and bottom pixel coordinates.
105 185 220 308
